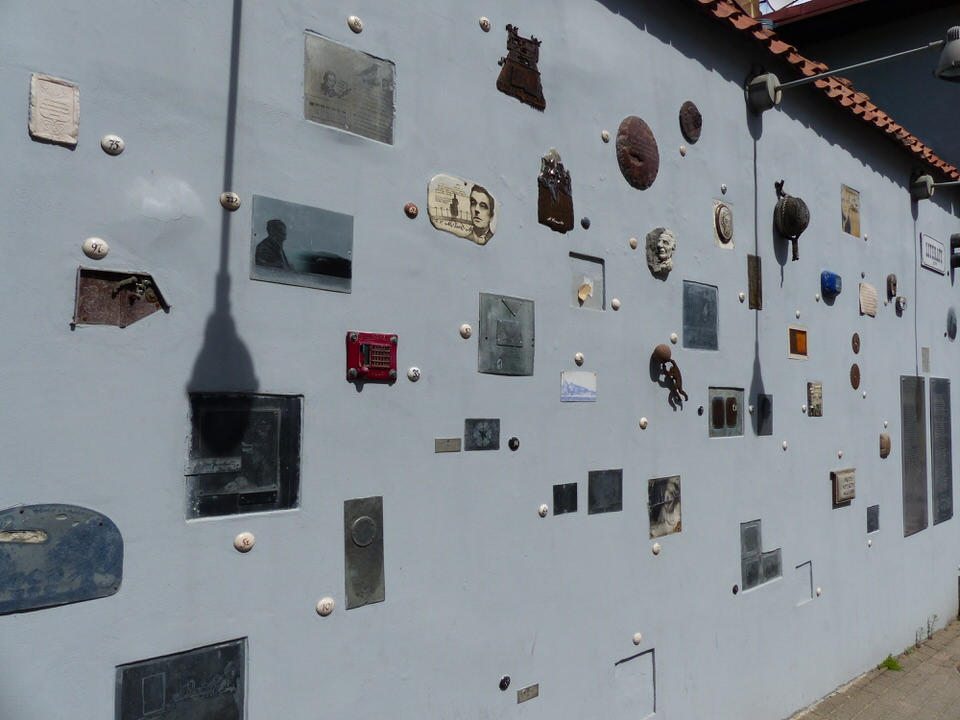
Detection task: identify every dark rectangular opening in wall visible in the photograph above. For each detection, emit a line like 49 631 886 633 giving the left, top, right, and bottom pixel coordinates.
187 393 302 519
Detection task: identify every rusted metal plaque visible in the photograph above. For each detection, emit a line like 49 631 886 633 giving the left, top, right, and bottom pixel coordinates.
538 149 573 232
615 116 659 190
73 268 169 328
679 101 702 143
850 364 861 389
496 24 545 110
748 254 762 310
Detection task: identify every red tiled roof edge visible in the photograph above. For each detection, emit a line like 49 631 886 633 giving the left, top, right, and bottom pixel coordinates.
690 0 960 180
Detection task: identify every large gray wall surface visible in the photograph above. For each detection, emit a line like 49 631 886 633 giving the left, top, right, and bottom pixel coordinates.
2 2 959 719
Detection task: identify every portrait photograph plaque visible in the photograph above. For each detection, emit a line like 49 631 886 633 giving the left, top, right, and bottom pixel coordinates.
304 32 395 144
250 195 353 293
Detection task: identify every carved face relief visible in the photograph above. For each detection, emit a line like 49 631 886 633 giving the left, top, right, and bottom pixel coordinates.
645 227 676 275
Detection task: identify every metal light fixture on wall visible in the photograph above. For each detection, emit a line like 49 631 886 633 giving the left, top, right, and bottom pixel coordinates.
746 26 960 114
910 172 960 200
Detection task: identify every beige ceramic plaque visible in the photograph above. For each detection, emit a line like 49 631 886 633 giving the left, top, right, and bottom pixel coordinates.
859 282 878 317
427 174 498 245
29 73 79 146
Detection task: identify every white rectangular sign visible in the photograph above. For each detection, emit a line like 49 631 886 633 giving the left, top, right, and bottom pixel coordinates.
921 233 947 275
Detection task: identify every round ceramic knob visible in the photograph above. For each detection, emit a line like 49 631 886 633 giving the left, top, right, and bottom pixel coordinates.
316 597 335 616
220 192 241 211
82 237 109 259
233 532 255 553
653 344 672 363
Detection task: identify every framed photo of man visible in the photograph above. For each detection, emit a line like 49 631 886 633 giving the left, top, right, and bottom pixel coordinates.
841 184 860 237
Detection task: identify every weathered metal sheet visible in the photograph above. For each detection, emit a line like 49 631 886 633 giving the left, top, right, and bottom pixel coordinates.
930 378 953 525
344 496 385 609
683 281 719 351
588 469 622 514
748 254 762 310
0 504 122 614
901 376 928 536
478 293 534 376
464 418 500 451
115 638 245 720
553 483 578 515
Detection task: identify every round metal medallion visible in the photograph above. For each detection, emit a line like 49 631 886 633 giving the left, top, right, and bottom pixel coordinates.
850 363 861 389
715 203 733 244
852 333 860 354
616 116 660 190
351 516 377 547
679 101 702 143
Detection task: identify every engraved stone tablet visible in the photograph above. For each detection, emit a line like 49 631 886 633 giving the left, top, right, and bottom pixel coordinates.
831 468 856 505
901 376 928 537
428 174 498 245
616 116 659 190
0 504 122 614
116 639 245 720
859 282 878 317
304 32 395 144
930 377 953 525
29 73 79 146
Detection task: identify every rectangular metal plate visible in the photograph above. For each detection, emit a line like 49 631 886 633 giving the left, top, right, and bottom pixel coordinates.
921 233 947 274
930 378 953 524
464 418 500 451
807 382 823 417
682 281 719 350
901 376 929 537
569 253 604 310
516 684 539 704
434 438 461 453
478 293 535 376
561 371 597 402
748 254 762 310
553 483 578 515
708 387 743 438
304 32 395 144
588 469 623 514
648 475 681 538
757 394 773 436
344 496 385 609
250 195 353 293
867 505 880 534
831 468 856 505
115 638 245 720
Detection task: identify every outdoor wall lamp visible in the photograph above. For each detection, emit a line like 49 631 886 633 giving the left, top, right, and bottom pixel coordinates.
910 172 960 200
746 26 960 113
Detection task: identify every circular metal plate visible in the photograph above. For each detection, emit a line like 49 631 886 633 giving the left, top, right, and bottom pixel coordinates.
679 101 702 143
351 516 377 547
851 333 860 354
616 116 660 190
850 363 861 389
715 203 733 243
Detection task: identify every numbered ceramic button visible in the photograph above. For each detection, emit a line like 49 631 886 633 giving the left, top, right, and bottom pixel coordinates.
82 237 109 259
317 597 335 616
348 15 363 32
220 192 241 211
233 532 255 553
100 135 125 155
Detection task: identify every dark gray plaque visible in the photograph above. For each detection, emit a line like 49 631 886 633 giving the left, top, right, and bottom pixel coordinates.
588 470 623 514
708 388 743 438
761 549 781 582
683 281 719 351
867 504 880 534
304 32 395 144
478 293 535 376
116 638 245 720
0 504 122 615
930 378 953 525
740 520 761 556
741 556 761 590
464 418 500 451
748 254 762 310
553 483 578 515
250 195 353 293
901 376 928 537
344 496 385 609
757 394 774 436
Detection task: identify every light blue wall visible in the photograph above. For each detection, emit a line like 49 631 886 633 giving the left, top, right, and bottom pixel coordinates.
2 2 959 719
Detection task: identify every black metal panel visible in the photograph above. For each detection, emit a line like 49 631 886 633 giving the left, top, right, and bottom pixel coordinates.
116 638 245 720
901 376 928 536
867 505 880 534
682 281 719 351
553 483 578 515
464 418 500 451
930 378 953 525
588 470 623 514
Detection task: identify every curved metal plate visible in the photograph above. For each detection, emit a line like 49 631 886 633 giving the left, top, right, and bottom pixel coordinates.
616 116 659 190
679 101 702 143
852 333 860 354
850 363 861 389
0 504 122 614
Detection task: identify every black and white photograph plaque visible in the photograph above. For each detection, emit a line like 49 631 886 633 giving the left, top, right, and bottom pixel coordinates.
250 195 353 293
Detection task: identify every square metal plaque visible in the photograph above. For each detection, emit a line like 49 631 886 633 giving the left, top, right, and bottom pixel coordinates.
304 32 395 144
464 418 500 451
478 293 534 376
553 483 578 515
588 469 623 514
683 281 719 350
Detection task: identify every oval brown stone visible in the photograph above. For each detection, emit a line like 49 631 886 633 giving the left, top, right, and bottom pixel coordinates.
616 116 659 190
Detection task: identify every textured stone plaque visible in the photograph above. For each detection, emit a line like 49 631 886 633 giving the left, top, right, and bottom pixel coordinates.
304 32 395 144
831 468 856 505
29 73 79 146
616 116 659 190
859 282 878 317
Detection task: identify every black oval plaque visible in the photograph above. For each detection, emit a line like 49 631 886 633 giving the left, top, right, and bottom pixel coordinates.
616 116 659 190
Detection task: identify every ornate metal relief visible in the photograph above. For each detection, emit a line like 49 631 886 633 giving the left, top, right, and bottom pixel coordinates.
616 116 659 190
714 201 733 247
538 149 573 232
497 25 545 110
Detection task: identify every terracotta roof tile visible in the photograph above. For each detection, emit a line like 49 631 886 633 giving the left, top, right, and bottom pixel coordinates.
690 0 959 180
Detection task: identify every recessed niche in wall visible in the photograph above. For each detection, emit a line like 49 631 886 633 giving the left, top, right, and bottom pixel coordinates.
788 325 808 359
570 253 605 310
186 393 302 519
740 519 781 591
683 281 719 350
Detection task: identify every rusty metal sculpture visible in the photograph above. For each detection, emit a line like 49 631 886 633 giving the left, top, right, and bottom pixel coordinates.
773 179 810 261
654 343 688 403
